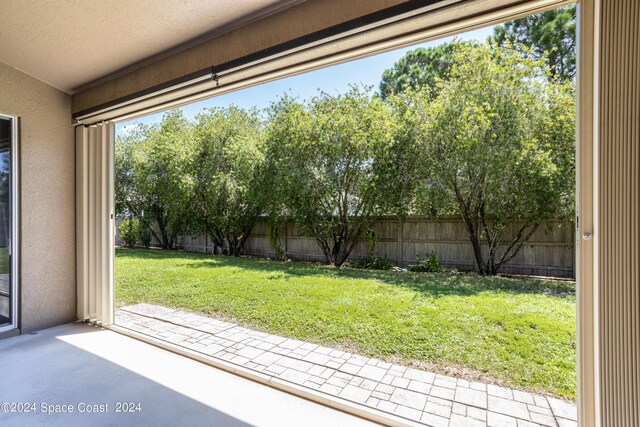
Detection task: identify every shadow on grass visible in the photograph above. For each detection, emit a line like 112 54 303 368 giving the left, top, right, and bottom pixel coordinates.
116 247 576 298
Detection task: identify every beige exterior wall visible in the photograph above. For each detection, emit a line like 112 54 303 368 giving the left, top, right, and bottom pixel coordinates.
0 61 75 332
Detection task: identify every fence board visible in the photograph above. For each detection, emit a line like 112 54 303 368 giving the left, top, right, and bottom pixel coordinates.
116 216 575 278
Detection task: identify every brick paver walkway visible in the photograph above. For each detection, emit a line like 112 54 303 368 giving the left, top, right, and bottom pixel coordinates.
116 303 577 427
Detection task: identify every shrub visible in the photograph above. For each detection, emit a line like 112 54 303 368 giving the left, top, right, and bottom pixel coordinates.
351 255 395 271
365 229 377 257
264 87 416 267
137 222 152 248
408 251 441 273
119 218 139 248
266 219 286 261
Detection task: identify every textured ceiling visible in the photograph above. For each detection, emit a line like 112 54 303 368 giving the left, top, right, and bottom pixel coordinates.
0 0 302 93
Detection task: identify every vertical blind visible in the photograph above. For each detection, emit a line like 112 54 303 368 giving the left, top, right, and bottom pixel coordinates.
76 123 115 325
598 0 640 425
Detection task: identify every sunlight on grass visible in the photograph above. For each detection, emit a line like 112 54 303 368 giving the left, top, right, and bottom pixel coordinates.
115 248 576 399
0 247 9 275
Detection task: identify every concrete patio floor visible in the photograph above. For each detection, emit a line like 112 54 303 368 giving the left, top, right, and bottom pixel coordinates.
116 303 578 427
0 321 378 427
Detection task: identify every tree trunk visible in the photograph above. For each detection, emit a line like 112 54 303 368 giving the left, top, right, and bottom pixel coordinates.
333 234 360 267
468 232 488 275
159 228 169 249
316 237 336 266
459 212 487 275
205 222 224 255
236 223 254 257
226 235 243 257
152 206 174 249
333 243 348 267
312 220 371 267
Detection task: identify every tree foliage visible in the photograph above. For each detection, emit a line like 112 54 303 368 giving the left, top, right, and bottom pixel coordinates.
407 43 575 275
118 218 139 248
265 87 414 266
115 110 194 249
115 37 576 275
492 5 576 82
379 41 458 99
191 106 265 256
115 128 140 218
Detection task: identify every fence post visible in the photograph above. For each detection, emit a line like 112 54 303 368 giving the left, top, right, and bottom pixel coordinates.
397 220 404 267
284 220 288 258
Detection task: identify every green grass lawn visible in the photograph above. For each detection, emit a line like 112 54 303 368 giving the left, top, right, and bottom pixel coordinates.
115 247 576 399
0 247 9 274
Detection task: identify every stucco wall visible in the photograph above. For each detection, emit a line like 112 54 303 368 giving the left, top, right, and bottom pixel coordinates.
0 61 75 332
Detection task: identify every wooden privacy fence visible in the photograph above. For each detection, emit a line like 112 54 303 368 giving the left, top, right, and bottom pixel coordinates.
116 216 575 278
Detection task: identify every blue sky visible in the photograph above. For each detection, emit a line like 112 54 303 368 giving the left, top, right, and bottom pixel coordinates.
116 25 495 135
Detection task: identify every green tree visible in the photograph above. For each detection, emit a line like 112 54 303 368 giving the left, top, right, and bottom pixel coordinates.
408 43 575 275
115 128 156 248
137 223 152 248
118 217 140 248
191 106 265 256
115 110 195 249
265 86 413 266
492 5 576 81
115 127 141 218
379 41 458 99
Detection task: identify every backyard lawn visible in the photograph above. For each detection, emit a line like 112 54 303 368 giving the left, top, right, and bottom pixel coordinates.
0 247 8 274
115 247 576 400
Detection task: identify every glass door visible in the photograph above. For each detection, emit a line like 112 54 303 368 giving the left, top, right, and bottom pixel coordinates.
0 114 16 331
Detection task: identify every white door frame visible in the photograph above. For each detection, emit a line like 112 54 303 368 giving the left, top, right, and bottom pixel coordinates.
0 113 20 334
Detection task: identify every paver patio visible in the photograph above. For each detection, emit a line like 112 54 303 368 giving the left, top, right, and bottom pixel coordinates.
116 303 577 427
